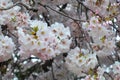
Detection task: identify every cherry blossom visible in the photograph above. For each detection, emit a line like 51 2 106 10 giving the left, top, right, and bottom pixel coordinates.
0 35 15 62
82 16 116 56
18 20 71 60
65 47 98 77
112 61 120 74
0 0 119 79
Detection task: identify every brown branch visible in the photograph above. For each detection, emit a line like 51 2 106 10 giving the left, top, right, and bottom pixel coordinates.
37 2 86 22
76 0 105 21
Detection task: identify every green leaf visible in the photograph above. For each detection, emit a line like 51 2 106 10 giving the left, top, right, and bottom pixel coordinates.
11 16 16 22
100 35 106 43
32 26 38 32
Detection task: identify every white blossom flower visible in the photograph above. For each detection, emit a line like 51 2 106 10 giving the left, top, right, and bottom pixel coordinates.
65 47 98 77
51 22 71 39
17 21 71 60
81 67 106 80
112 61 120 74
0 35 15 62
0 0 13 8
30 20 48 30
82 16 116 56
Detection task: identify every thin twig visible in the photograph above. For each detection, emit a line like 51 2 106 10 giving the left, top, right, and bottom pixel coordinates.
37 2 86 22
76 0 105 21
51 64 56 80
0 2 37 11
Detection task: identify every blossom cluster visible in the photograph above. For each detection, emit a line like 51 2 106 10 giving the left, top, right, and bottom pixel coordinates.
82 16 116 56
0 0 16 62
0 0 30 30
0 34 15 62
0 0 72 61
81 67 106 80
0 0 119 79
65 45 120 79
84 0 119 20
65 47 98 77
18 21 71 60
0 0 31 62
65 15 117 78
